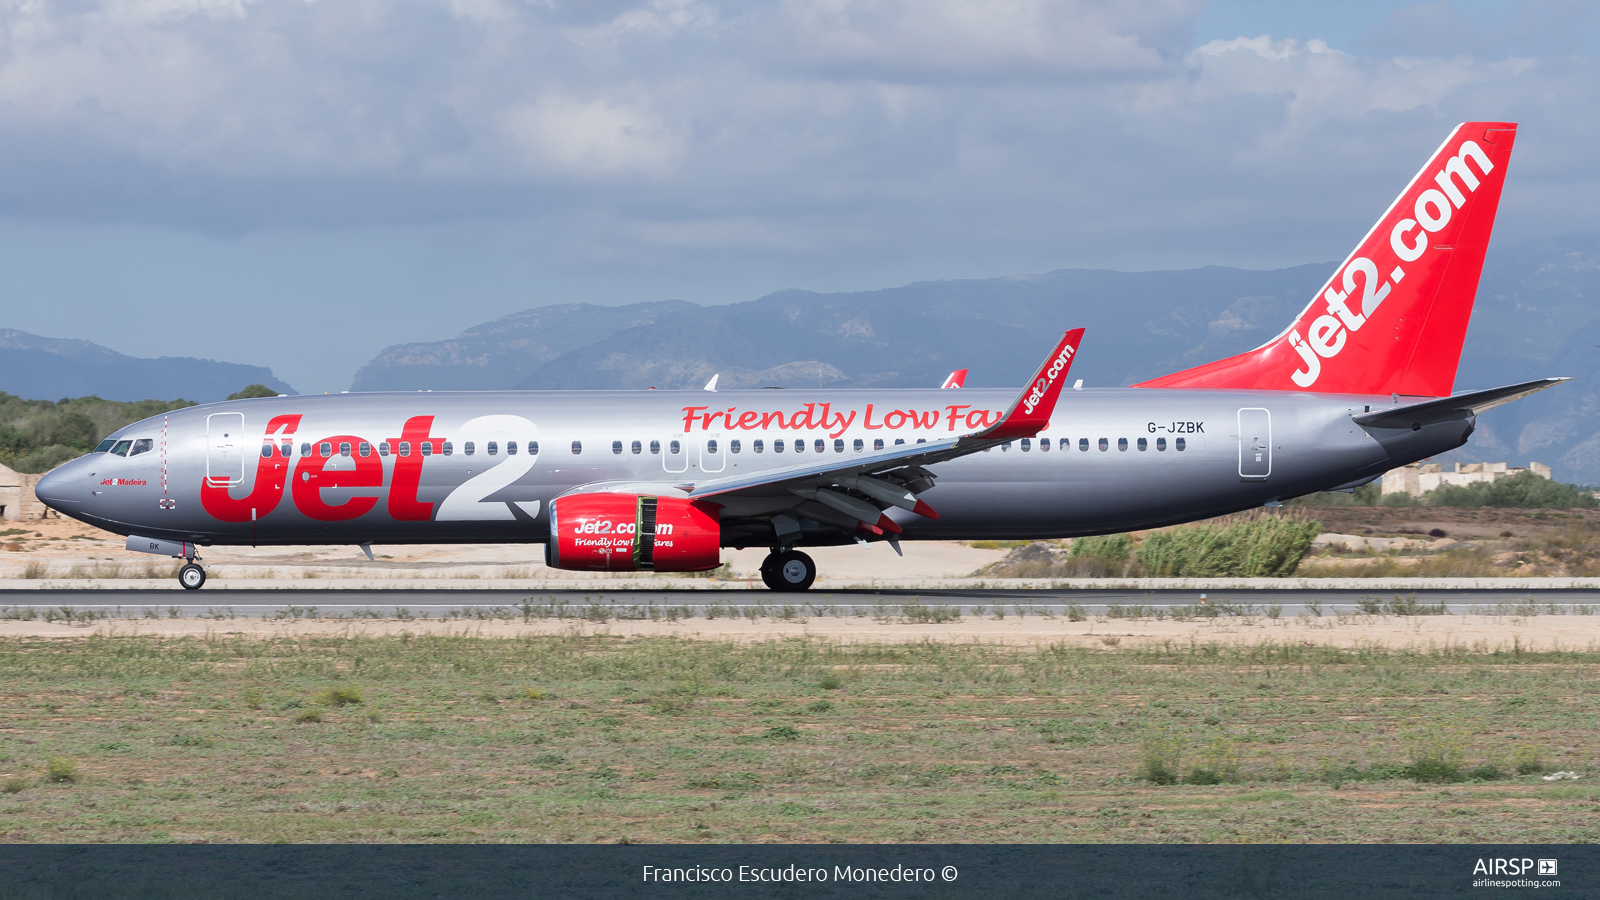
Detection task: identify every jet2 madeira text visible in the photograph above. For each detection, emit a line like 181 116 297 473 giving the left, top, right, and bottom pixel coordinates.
36 122 1568 591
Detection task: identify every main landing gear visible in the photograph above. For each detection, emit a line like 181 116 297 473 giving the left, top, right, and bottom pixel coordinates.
178 561 206 591
760 549 816 592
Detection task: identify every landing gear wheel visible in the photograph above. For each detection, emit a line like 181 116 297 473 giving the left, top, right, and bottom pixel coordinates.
765 549 816 592
179 563 206 591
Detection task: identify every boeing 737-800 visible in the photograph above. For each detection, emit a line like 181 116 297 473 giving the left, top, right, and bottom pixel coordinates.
34 121 1564 591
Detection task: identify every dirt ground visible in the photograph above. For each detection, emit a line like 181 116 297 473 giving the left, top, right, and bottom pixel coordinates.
5 611 1596 652
1305 506 1600 539
0 516 1010 582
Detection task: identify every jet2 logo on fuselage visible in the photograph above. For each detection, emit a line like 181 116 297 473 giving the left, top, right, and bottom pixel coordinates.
1149 422 1204 434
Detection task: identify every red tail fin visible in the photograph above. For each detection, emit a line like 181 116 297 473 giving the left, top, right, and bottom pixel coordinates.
1137 122 1517 397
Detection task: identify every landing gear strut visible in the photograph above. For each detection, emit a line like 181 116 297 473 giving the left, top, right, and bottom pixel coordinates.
761 549 816 592
178 561 206 591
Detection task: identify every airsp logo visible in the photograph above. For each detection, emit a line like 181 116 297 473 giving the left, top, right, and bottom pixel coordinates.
1472 858 1550 876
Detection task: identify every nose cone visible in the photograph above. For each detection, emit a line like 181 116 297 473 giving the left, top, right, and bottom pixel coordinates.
33 460 84 510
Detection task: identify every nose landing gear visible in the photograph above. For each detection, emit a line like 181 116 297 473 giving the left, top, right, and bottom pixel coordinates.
178 561 206 590
760 549 816 592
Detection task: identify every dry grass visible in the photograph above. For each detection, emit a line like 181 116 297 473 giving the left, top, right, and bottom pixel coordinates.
0 632 1595 843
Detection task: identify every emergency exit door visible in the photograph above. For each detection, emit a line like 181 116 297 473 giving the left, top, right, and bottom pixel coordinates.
1237 408 1271 480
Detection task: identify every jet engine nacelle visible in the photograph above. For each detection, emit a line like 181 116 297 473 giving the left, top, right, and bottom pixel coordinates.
546 492 722 572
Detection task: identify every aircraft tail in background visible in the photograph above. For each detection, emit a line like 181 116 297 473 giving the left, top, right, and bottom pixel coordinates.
1137 121 1517 397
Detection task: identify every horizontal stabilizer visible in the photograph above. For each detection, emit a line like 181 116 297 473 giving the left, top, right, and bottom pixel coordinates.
1354 378 1568 429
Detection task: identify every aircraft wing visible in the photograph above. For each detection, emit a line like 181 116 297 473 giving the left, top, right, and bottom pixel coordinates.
671 330 1084 532
1353 378 1569 429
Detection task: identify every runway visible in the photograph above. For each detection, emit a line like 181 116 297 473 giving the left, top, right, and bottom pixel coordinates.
2 586 1595 618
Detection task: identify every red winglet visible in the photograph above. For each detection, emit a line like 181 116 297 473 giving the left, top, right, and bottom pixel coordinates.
912 498 939 520
875 513 903 535
940 369 968 389
982 328 1084 442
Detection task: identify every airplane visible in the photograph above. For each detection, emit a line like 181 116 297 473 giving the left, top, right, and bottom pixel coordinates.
34 121 1563 592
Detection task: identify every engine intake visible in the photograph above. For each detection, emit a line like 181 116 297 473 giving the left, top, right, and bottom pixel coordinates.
546 493 722 572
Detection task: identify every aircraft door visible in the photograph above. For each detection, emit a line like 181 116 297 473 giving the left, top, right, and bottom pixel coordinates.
1237 408 1271 480
698 433 726 473
206 413 245 488
663 433 688 473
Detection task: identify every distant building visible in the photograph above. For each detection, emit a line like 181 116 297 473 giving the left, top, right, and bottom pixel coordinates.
0 462 58 520
1380 461 1552 498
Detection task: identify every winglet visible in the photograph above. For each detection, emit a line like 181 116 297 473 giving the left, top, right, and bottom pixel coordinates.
981 328 1084 442
940 369 968 389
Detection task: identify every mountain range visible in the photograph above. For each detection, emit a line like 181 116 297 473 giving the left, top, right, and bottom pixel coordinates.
351 231 1600 483
0 330 294 403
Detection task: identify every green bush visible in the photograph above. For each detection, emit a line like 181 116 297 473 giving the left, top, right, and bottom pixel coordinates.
1139 516 1323 577
1136 732 1182 784
1425 471 1597 509
0 393 196 473
312 686 364 707
226 384 278 400
45 757 79 784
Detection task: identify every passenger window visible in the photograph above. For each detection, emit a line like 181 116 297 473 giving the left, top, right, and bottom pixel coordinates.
339 442 351 457
321 442 334 458
853 438 863 451
259 443 273 459
94 439 116 453
1001 442 1011 452
1021 438 1031 451
1061 438 1071 451
529 441 539 455
895 438 905 446
773 439 784 453
796 439 806 453
506 441 516 456
571 441 582 455
1097 438 1107 452
754 439 764 453
669 440 680 454
708 440 719 454
441 442 453 456
1137 438 1147 451
873 438 883 450
916 438 926 444
1176 437 1186 451
462 442 473 456
613 440 623 455
128 438 153 457
397 442 409 457
631 440 642 455
422 441 434 456
301 442 312 457
1157 437 1166 451
1117 438 1128 451
110 440 131 456
1039 438 1049 452
281 440 292 458
731 440 741 453
650 440 661 454
815 439 825 453
833 439 843 453
487 441 498 456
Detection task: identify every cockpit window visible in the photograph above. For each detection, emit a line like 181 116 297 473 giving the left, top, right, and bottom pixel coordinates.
93 439 116 453
110 440 132 457
128 438 154 457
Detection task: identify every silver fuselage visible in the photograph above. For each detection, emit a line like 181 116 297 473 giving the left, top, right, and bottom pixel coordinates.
34 388 1469 548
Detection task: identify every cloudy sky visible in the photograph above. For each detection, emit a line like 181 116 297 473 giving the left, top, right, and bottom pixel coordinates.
1 0 1595 392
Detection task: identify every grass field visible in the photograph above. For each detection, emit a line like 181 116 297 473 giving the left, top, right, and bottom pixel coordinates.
1 631 1597 843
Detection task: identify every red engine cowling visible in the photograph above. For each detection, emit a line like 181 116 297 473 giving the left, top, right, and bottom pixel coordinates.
547 493 722 572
